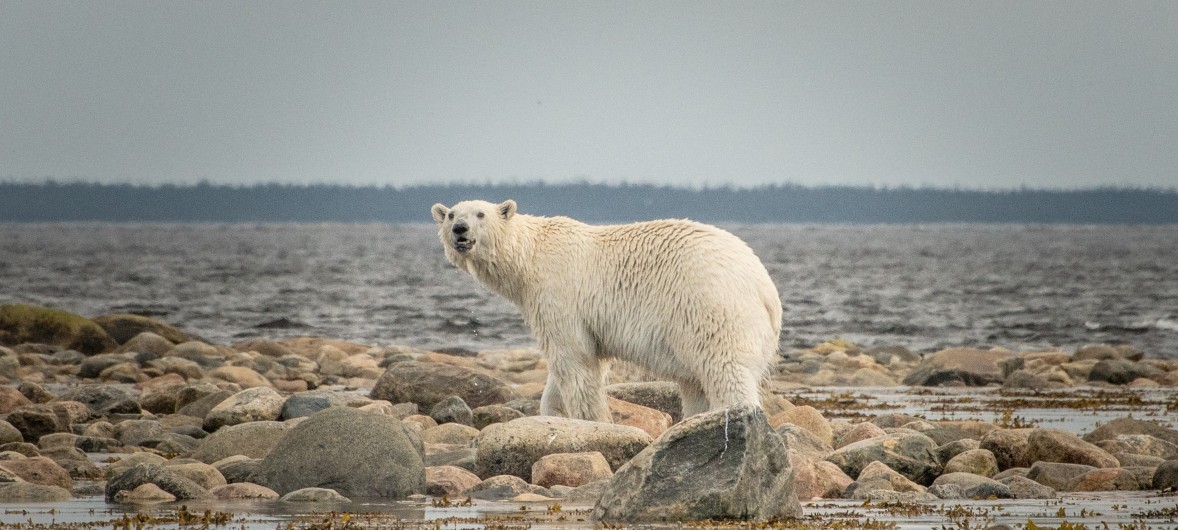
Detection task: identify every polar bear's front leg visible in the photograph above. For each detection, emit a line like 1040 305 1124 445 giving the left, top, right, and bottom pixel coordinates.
539 370 565 417
539 337 611 423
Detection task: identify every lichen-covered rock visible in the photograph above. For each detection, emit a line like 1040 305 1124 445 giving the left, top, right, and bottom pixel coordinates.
593 405 800 524
0 304 116 355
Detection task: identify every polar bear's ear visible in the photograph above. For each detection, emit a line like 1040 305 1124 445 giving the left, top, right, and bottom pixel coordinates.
431 203 449 224
497 200 517 220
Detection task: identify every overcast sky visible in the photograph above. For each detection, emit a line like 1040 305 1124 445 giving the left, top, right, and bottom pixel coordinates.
2 2 1176 189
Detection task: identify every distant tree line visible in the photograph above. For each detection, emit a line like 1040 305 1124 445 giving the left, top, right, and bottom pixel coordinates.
1 180 1176 223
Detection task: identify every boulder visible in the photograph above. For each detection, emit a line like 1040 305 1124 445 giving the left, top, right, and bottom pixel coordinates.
769 405 832 446
421 423 480 446
943 448 999 477
999 475 1057 499
190 421 294 463
1088 359 1162 385
1026 462 1095 491
253 406 424 498
0 421 21 446
471 405 525 430
166 462 227 490
1097 434 1178 459
429 396 474 426
980 428 1034 470
845 460 925 500
476 416 650 480
0 482 72 502
115 332 176 356
425 465 482 497
279 487 350 502
0 304 116 354
92 313 196 345
937 439 981 464
608 397 673 438
113 483 176 504
203 387 285 431
1069 467 1151 491
104 463 211 501
465 475 552 501
0 388 32 415
1026 428 1119 468
604 382 683 422
824 431 941 485
370 361 517 410
788 451 853 501
776 423 833 460
531 451 613 488
215 458 261 484
0 456 72 489
210 482 280 500
834 421 887 449
901 348 1015 386
931 472 1012 499
1152 459 1178 490
593 404 800 524
1083 418 1178 447
59 385 142 416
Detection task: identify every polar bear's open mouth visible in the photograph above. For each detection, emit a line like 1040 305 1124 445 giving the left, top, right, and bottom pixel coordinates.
454 237 475 253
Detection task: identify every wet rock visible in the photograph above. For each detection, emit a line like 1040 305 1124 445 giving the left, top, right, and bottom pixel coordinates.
370 361 518 410
1026 428 1118 468
421 423 480 446
105 452 168 479
167 462 227 490
931 472 1013 499
943 448 999 477
113 483 176 504
214 458 261 484
1152 460 1178 490
0 304 117 355
1003 369 1057 390
203 387 285 431
604 382 683 422
980 428 1034 470
593 404 800 524
210 482 279 499
105 463 211 501
471 404 525 429
279 487 350 502
425 447 477 472
901 347 1015 386
531 451 613 488
1089 359 1163 385
254 406 424 498
1026 461 1095 491
1069 467 1151 491
465 474 552 501
429 395 474 426
825 431 941 486
0 456 72 489
608 397 673 438
999 475 1057 499
476 416 650 480
425 465 482 497
845 460 926 500
0 482 72 502
190 420 294 465
769 405 832 446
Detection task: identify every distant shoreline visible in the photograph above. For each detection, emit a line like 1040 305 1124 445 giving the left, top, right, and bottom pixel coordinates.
2 181 1177 224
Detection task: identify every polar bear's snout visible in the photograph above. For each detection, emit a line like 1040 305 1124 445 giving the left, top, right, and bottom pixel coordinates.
451 222 475 253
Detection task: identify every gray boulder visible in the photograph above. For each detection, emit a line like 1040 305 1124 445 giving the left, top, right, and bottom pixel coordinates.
430 396 474 426
471 405 525 430
280 487 351 502
999 475 1057 499
203 387 285 431
58 385 142 415
901 348 1015 386
980 428 1034 470
1152 459 1178 491
477 416 651 480
253 407 424 498
825 431 942 485
1083 418 1178 447
1026 461 1095 491
190 421 293 463
593 405 800 524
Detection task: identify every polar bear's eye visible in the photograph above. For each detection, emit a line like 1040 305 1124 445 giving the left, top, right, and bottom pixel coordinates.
447 212 454 220
477 212 485 219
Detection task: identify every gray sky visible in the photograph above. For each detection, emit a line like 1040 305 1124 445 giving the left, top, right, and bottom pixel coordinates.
2 1 1176 189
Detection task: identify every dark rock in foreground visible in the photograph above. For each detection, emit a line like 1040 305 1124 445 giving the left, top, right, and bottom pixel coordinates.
593 404 800 524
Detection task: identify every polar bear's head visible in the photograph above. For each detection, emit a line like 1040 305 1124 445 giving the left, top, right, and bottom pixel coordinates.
431 199 517 265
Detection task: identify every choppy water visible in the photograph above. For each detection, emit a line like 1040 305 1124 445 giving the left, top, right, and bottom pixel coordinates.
2 223 1176 358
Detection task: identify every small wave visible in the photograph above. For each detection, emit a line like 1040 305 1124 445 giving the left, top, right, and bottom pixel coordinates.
1156 319 1178 332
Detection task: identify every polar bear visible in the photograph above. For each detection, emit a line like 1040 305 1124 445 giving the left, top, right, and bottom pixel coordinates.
431 199 782 423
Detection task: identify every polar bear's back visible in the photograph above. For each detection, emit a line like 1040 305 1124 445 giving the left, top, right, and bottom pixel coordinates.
539 218 782 379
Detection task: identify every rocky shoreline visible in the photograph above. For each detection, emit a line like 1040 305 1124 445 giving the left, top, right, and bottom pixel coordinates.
2 303 1178 525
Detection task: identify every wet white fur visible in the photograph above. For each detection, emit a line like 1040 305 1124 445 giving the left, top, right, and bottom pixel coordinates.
431 199 782 423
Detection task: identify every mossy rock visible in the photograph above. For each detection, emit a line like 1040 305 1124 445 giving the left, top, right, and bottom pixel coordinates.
91 313 197 345
0 304 116 355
